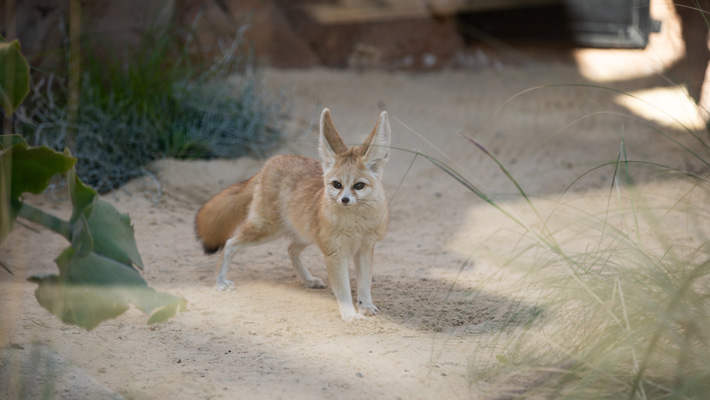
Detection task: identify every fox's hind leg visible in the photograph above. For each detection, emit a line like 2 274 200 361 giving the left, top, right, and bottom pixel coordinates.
287 239 325 289
217 239 238 290
217 219 276 291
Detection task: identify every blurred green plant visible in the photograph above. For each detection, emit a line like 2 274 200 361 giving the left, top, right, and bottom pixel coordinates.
457 129 710 399
1 39 185 330
0 37 29 118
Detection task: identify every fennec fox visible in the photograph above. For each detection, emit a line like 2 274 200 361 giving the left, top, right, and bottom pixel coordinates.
195 108 391 321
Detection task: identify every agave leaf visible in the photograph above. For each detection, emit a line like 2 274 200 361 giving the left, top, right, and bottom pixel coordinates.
30 247 141 330
85 200 144 270
30 247 185 331
7 145 76 200
66 159 96 224
0 137 75 243
70 215 94 258
128 288 187 325
31 276 130 331
0 134 28 149
67 168 144 269
0 39 30 117
7 146 184 329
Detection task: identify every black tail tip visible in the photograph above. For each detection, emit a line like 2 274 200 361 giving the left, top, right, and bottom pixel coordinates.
203 245 222 255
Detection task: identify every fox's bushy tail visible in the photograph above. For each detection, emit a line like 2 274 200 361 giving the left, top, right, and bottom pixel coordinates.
195 178 255 254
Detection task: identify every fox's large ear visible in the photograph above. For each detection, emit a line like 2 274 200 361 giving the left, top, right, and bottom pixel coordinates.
319 108 347 169
362 111 391 174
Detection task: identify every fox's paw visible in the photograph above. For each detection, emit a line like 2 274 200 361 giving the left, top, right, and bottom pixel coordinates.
216 277 234 291
357 302 379 317
305 277 326 289
341 312 367 323
339 305 366 322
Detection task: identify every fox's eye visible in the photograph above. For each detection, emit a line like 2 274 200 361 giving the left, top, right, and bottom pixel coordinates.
332 181 342 189
353 182 365 190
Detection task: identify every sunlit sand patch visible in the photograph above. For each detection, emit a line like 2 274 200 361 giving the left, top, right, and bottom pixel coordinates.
615 86 707 131
445 180 710 270
573 48 679 83
572 1 684 83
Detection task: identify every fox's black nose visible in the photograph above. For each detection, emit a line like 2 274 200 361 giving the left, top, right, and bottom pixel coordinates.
341 197 350 204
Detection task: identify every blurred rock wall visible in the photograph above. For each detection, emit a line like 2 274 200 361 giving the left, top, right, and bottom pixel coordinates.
3 0 463 71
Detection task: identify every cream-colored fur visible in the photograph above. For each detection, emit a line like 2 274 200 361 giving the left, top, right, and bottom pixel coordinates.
195 108 391 321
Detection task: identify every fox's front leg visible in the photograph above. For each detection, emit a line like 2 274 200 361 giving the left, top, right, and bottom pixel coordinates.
216 221 272 291
355 245 379 316
324 254 361 322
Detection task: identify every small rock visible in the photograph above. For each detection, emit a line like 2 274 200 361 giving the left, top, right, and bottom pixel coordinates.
422 53 437 68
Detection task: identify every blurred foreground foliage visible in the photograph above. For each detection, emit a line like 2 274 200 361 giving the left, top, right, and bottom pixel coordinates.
1 38 185 330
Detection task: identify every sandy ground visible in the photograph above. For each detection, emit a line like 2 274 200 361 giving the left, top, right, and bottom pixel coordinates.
2 10 709 399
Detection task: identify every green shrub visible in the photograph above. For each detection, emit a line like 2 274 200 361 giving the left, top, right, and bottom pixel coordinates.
17 24 284 193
